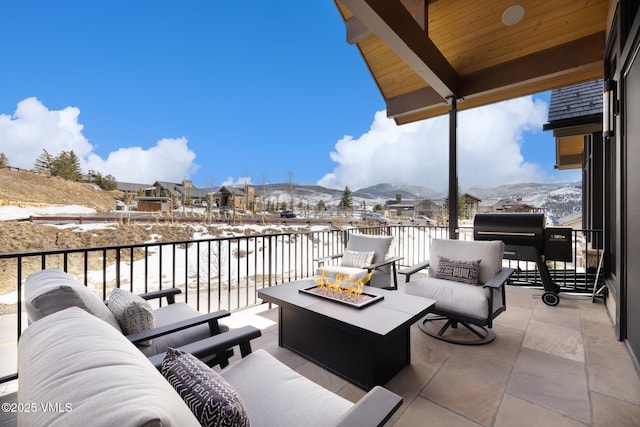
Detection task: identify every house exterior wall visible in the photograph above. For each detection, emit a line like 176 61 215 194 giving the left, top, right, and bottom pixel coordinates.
604 0 640 370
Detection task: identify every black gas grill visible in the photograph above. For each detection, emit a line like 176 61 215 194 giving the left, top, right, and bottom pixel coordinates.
473 213 572 306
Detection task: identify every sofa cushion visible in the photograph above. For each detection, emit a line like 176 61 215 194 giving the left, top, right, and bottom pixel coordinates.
108 288 156 346
405 277 504 320
341 249 375 268
428 239 504 284
17 307 200 427
162 348 250 427
221 349 353 427
435 256 481 285
24 268 121 331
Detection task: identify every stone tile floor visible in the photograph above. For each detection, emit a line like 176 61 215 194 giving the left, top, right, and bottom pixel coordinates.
2 284 640 426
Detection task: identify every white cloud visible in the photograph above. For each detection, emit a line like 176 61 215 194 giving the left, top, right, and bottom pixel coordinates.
0 98 199 184
220 176 253 186
318 96 554 191
0 97 93 167
84 138 198 184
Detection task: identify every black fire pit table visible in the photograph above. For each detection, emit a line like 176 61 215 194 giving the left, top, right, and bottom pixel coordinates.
258 279 435 390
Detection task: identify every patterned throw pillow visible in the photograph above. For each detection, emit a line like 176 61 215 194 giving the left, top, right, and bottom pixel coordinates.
162 348 251 427
107 288 155 346
435 256 482 285
341 250 375 268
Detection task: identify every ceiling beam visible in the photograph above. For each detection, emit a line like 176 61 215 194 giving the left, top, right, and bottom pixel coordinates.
459 32 605 96
384 33 605 119
340 0 458 98
345 16 372 44
386 86 443 118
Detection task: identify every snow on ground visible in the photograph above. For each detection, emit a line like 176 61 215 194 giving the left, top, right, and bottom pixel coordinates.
0 204 96 221
0 205 337 304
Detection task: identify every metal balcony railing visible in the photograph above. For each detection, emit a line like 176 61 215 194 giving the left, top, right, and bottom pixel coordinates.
0 225 603 383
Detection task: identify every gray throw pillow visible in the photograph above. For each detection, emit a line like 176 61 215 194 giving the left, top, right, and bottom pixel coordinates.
108 288 155 345
435 256 481 285
162 348 251 427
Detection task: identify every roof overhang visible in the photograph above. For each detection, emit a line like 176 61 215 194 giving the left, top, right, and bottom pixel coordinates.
335 0 609 125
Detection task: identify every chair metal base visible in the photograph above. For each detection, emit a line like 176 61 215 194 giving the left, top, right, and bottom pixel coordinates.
417 314 496 345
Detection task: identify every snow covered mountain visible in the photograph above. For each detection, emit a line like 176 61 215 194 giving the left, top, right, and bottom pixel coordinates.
259 181 582 224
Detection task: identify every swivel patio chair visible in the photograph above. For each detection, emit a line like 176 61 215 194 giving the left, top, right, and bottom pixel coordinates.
400 238 514 345
316 233 402 290
24 268 233 366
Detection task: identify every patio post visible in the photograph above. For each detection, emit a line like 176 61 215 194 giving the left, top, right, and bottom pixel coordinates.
448 96 458 240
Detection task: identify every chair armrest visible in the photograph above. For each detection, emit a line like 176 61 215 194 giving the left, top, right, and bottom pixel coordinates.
126 310 230 344
148 325 262 370
398 260 430 282
483 267 515 289
315 253 344 266
365 256 403 271
335 386 403 427
138 288 182 304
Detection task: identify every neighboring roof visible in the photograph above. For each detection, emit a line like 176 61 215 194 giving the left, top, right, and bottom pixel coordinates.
462 193 482 202
545 79 603 125
334 0 606 124
117 182 151 193
215 186 248 196
542 78 603 170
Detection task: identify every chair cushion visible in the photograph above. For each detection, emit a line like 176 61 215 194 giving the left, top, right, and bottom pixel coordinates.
428 239 504 284
221 349 353 426
345 234 393 264
435 256 481 285
162 348 250 427
108 288 156 346
341 249 375 268
17 307 200 427
24 268 121 331
315 265 370 282
405 277 503 320
138 302 228 357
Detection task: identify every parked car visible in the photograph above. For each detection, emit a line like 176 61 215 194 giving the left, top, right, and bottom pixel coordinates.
412 215 433 224
280 210 296 218
361 212 389 224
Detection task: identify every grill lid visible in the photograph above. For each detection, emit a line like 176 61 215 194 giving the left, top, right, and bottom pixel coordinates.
473 213 545 250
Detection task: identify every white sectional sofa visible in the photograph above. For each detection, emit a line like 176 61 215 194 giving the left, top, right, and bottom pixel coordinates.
17 303 402 426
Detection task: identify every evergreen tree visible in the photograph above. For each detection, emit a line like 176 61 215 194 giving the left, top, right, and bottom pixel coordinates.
95 172 118 190
0 152 7 167
339 186 353 209
317 200 326 211
34 149 53 173
51 150 82 181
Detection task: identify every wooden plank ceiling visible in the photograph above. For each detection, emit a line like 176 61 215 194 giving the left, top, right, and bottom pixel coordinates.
335 0 608 125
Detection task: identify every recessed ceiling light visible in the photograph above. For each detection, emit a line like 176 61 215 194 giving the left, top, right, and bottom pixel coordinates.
502 5 525 26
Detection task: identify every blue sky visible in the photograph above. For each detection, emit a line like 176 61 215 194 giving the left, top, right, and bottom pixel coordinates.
0 1 579 191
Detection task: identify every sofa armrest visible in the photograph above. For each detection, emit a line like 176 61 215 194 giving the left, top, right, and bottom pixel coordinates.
127 310 230 344
398 260 430 282
138 288 182 304
483 267 515 289
148 325 262 370
335 386 403 427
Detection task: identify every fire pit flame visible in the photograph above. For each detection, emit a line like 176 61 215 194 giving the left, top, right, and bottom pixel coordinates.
314 270 373 296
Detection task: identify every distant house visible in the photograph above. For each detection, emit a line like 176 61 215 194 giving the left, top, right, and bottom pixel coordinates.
386 194 442 220
210 185 256 211
117 181 151 194
462 193 481 219
478 198 544 214
136 196 172 213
